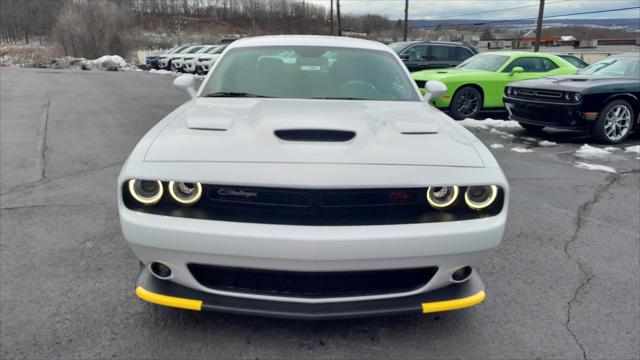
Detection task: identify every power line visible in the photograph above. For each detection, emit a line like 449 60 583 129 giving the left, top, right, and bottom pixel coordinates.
414 5 640 28
432 0 569 20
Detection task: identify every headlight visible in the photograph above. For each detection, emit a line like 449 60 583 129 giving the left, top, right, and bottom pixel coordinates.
128 179 163 205
464 185 499 210
564 92 573 101
168 181 202 205
574 92 582 102
506 87 513 95
426 186 459 209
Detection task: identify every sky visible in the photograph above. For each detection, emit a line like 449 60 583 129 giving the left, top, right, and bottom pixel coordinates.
307 0 640 20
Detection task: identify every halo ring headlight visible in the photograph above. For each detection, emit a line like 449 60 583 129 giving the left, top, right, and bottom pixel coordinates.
128 179 163 205
168 181 202 205
465 185 499 210
426 186 459 210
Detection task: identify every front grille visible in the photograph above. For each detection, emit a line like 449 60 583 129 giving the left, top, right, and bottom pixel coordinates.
123 184 505 225
511 88 564 103
188 264 438 298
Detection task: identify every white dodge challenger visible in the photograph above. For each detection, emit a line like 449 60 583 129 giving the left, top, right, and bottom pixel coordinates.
119 35 508 319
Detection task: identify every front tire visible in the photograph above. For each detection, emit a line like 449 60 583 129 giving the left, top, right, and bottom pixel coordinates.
449 86 483 120
519 122 545 132
591 99 634 144
170 61 178 72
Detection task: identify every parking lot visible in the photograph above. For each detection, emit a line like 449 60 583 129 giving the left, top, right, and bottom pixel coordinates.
1 67 638 359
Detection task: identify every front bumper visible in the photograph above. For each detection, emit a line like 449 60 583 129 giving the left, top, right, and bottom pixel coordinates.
135 266 486 319
504 96 592 129
183 61 196 73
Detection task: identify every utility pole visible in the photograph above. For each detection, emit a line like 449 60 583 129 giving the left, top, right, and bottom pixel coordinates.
336 0 342 36
330 0 334 35
534 0 545 52
403 0 409 41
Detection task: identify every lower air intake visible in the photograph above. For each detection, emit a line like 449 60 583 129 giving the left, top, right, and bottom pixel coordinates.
188 264 438 298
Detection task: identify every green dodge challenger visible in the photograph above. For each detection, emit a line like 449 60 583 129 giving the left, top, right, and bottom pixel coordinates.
412 51 579 119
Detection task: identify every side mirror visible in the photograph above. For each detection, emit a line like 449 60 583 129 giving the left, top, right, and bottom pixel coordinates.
173 74 196 98
511 66 524 75
423 80 447 102
399 54 409 61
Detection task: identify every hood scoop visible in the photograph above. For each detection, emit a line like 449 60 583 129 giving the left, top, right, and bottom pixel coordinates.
274 129 356 142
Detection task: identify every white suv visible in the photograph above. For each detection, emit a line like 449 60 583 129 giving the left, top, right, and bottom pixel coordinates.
183 45 220 74
119 36 508 319
170 45 207 72
195 44 228 75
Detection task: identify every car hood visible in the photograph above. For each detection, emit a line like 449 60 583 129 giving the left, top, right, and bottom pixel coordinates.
412 68 489 81
144 98 485 167
509 75 640 92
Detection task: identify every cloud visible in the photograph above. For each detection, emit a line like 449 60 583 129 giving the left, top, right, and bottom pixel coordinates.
308 0 640 20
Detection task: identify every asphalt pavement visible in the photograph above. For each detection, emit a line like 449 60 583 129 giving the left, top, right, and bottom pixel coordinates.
1 67 638 359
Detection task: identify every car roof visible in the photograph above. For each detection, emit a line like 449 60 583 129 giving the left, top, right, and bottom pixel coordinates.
480 51 559 58
389 40 471 47
228 35 393 53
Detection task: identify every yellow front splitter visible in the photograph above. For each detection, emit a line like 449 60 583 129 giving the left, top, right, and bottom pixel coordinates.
421 290 486 314
135 286 202 311
134 266 487 318
135 285 486 315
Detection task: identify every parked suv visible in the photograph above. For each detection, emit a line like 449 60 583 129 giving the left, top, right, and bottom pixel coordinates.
389 41 479 72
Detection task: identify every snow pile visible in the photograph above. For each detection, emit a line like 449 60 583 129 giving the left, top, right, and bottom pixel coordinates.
149 69 176 75
575 144 611 158
511 147 533 153
574 162 616 173
87 55 138 71
489 143 504 149
35 55 139 71
460 118 522 130
538 140 557 147
624 145 640 154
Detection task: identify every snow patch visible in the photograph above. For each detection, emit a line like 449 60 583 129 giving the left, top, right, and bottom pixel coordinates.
573 162 616 173
149 69 175 75
575 144 611 158
511 147 533 153
489 143 504 149
460 118 521 129
538 140 557 147
624 145 640 154
603 146 619 152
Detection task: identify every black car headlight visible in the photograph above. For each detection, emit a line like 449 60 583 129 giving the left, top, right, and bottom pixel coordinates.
168 181 202 205
128 179 163 205
426 186 460 210
574 92 582 102
505 87 513 96
464 185 499 210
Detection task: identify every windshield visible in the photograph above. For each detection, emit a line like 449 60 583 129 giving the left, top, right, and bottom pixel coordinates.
202 46 420 101
388 42 412 53
579 55 639 77
186 46 203 54
205 45 226 54
559 55 587 69
457 54 509 71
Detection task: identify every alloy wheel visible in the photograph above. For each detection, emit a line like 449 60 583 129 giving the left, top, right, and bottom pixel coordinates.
457 90 480 118
604 104 631 141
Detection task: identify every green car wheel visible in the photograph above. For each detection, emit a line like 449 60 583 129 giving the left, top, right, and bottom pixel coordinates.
450 86 482 120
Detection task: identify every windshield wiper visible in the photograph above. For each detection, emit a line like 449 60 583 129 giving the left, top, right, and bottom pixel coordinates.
204 92 272 98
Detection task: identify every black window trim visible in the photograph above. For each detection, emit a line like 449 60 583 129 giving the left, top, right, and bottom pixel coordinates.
501 56 559 73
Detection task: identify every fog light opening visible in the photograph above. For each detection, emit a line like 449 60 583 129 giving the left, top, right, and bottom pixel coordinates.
451 266 473 283
149 262 173 280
